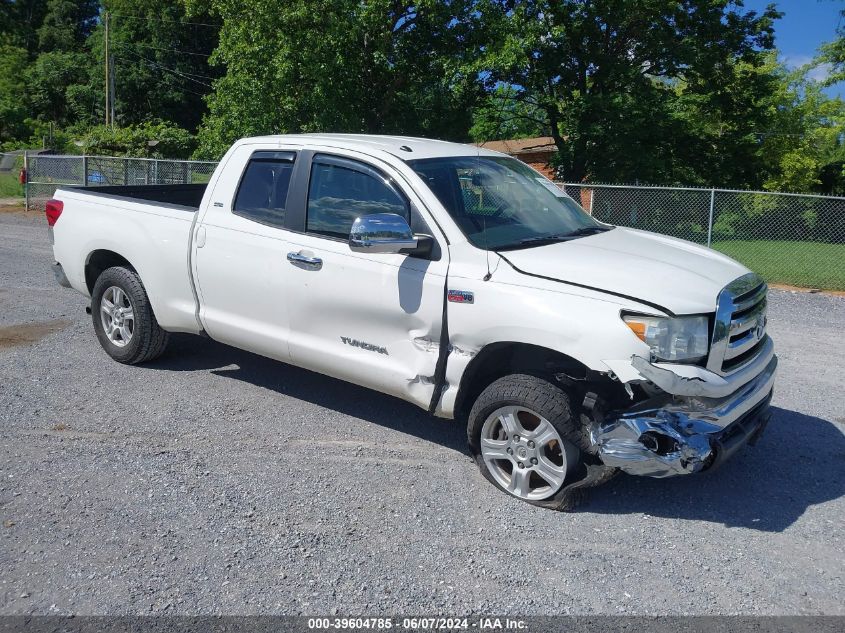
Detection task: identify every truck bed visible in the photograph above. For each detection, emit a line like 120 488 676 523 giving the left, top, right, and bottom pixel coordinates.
52 184 205 335
65 183 207 210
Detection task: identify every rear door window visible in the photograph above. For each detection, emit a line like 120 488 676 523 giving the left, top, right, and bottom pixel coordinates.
233 151 296 228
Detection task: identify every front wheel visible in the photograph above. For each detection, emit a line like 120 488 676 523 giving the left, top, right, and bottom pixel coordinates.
467 374 594 511
91 266 169 364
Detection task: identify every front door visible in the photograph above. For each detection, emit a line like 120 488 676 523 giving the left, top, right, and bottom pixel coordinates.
284 153 448 408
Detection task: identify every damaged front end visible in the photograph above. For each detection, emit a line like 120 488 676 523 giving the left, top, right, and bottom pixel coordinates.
592 273 777 478
592 345 777 478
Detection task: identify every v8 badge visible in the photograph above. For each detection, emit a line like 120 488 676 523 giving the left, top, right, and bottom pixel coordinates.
448 290 474 304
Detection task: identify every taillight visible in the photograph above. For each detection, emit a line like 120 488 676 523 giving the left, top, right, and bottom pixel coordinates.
45 199 63 226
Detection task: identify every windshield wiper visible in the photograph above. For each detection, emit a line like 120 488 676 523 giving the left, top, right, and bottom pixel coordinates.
521 226 613 244
494 225 614 251
563 225 614 237
492 235 571 251
517 234 572 245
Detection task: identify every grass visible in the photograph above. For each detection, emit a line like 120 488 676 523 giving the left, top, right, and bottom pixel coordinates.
0 171 23 199
190 172 213 184
712 240 845 291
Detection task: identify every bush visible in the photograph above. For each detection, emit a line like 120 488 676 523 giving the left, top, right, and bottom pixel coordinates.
78 121 197 159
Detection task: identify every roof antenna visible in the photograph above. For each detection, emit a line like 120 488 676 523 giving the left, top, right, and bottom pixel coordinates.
483 213 492 281
476 139 493 281
479 85 513 282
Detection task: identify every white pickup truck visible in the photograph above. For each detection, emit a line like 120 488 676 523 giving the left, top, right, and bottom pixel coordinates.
48 134 776 510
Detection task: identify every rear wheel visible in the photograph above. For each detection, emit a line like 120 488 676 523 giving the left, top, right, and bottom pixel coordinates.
91 266 169 364
467 374 594 511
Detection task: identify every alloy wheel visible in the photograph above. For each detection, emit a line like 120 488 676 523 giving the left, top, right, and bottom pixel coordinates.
99 286 135 348
480 406 572 501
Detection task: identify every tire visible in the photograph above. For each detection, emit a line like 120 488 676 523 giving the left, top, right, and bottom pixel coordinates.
91 266 169 365
467 373 597 512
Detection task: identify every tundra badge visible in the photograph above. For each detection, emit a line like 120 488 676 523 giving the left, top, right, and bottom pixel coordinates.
340 337 388 355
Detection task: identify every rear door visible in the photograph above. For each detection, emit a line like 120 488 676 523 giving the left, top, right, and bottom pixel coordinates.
192 144 298 361
283 152 448 408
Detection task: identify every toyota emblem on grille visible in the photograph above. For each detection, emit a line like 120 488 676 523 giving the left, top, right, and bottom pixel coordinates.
755 317 766 339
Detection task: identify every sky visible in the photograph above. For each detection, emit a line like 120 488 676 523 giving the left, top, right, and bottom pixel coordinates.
743 0 844 96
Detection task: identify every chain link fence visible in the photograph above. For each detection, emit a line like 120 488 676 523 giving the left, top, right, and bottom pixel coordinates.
0 152 25 202
24 154 217 212
560 183 845 291
12 154 844 290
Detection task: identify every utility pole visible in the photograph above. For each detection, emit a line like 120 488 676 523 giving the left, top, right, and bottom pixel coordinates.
109 48 116 127
104 11 110 127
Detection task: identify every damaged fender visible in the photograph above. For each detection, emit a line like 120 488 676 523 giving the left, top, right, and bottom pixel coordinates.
604 335 775 399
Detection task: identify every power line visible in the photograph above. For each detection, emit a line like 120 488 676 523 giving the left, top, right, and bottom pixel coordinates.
110 13 220 29
116 46 218 84
117 41 213 58
113 55 212 98
119 51 216 88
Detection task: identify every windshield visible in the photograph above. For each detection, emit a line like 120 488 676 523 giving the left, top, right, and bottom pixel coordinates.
407 156 610 250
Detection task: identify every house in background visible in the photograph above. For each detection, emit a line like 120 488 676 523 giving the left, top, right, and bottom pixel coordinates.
474 136 558 180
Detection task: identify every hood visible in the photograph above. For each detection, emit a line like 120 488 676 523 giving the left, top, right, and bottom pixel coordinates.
499 227 749 315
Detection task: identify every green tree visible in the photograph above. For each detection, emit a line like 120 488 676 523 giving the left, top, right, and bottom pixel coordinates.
12 1 220 140
0 0 49 54
36 0 99 52
191 0 479 158
0 44 29 141
758 65 845 194
21 0 99 129
817 1 845 87
668 52 784 188
473 0 780 183
97 0 220 131
24 49 91 126
469 85 548 142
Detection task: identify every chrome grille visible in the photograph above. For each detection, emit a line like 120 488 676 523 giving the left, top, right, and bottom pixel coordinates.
708 273 768 376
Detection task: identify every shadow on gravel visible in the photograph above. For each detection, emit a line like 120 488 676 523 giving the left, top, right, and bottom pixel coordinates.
147 336 844 530
146 334 469 454
587 406 845 531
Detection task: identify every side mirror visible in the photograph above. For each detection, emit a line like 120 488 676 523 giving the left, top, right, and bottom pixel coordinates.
349 213 419 254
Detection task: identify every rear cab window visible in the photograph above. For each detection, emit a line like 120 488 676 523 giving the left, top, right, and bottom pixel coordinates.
233 151 296 228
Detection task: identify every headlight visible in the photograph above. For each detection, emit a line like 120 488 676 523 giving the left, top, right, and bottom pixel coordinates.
622 314 709 362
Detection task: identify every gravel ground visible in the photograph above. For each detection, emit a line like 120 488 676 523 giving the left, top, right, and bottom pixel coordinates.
0 211 843 616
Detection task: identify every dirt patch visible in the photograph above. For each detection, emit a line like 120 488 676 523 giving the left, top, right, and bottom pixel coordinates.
0 206 28 216
0 319 71 349
0 197 25 211
769 283 845 298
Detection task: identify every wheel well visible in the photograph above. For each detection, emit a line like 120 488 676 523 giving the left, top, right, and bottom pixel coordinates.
454 342 593 421
85 250 134 294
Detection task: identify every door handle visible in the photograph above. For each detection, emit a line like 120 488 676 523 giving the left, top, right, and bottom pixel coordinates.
287 252 323 270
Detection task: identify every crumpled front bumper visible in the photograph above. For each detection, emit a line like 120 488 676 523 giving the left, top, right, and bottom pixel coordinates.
594 346 777 478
